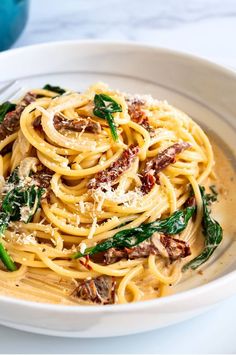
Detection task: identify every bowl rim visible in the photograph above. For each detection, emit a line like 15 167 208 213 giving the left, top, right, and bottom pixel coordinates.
0 39 236 313
2 38 236 78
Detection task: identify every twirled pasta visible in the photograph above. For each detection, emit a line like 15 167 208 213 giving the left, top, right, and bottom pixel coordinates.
0 82 216 305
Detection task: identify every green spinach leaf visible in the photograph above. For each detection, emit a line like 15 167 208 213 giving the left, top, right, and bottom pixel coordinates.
0 168 45 271
183 186 222 271
93 94 122 141
43 84 66 95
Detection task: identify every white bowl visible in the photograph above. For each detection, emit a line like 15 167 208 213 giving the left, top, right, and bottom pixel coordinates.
0 41 236 337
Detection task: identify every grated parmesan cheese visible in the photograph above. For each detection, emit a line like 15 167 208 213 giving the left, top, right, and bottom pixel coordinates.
20 206 31 223
60 161 68 168
87 216 97 239
79 242 87 254
125 93 163 107
92 183 144 208
79 201 85 214
15 232 37 245
96 195 105 212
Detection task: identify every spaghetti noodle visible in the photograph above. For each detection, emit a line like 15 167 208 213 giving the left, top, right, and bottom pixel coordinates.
0 82 221 305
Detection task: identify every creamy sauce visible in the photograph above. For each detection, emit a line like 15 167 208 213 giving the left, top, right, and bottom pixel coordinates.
175 137 236 294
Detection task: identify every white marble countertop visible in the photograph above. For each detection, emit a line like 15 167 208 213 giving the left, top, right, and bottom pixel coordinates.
2 0 236 353
14 0 236 68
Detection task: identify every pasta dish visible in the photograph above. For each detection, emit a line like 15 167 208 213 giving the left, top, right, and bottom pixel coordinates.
0 82 222 305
